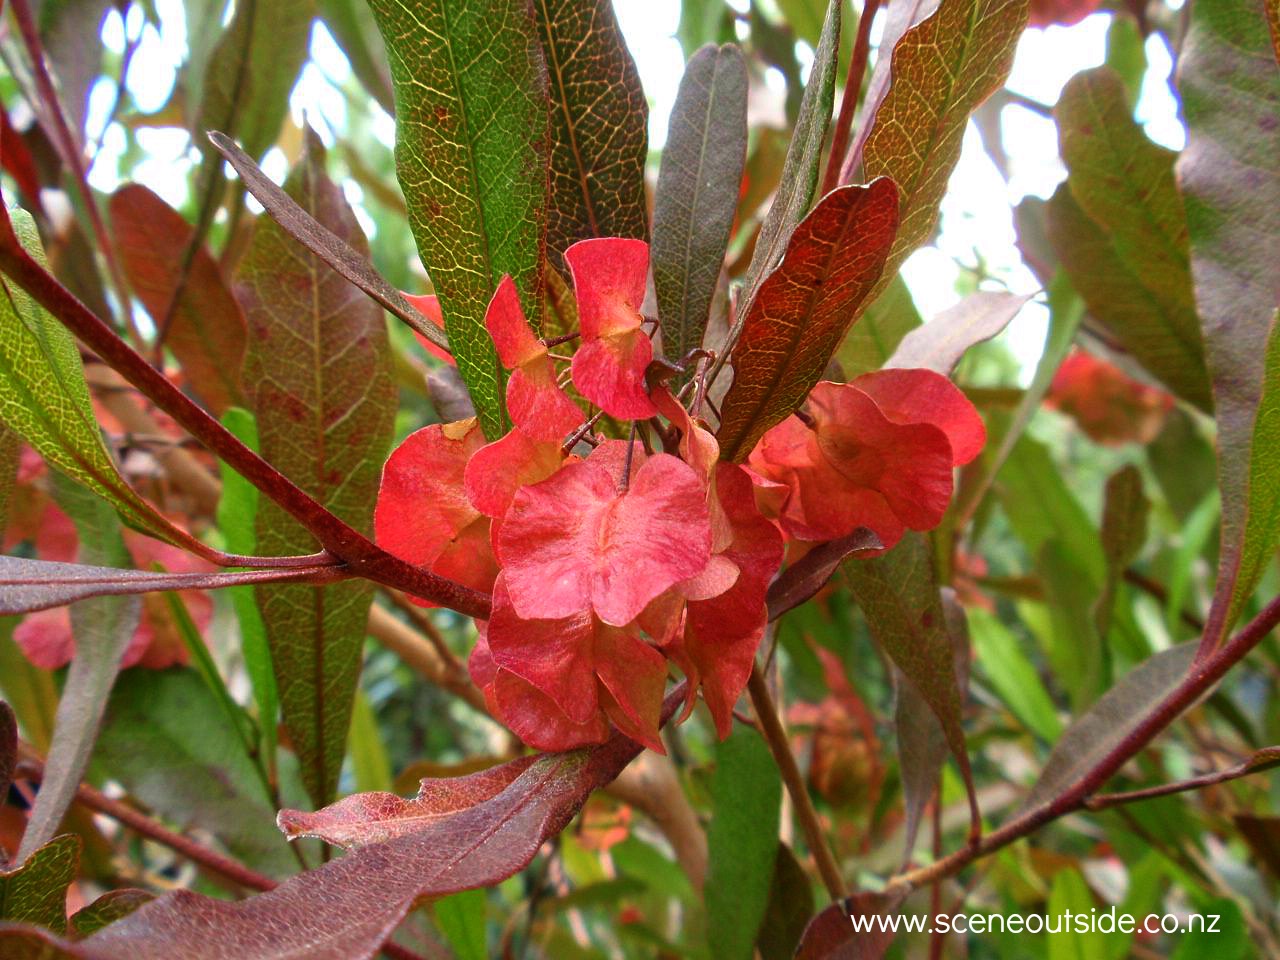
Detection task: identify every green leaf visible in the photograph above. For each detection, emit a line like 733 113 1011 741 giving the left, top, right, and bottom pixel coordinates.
535 0 649 268
1038 540 1105 710
706 725 781 960
845 533 976 804
738 0 840 314
434 888 488 960
755 843 814 960
348 688 392 793
1021 642 1196 815
93 669 298 877
17 474 140 863
0 619 57 755
861 0 1027 298
0 835 79 934
1105 13 1147 104
653 43 748 365
1171 898 1249 960
234 133 396 805
1096 465 1149 642
216 407 277 780
194 0 315 161
68 890 153 940
1052 68 1211 410
0 209 205 555
1176 0 1280 648
367 0 550 438
996 435 1105 586
1046 869 1107 960
835 273 922 379
717 180 899 461
968 607 1061 742
676 0 735 58
0 424 19 538
1228 320 1280 630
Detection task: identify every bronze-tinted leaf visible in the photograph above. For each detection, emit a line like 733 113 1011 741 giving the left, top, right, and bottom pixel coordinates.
234 133 396 806
861 0 1026 298
794 891 903 960
653 43 748 364
1175 0 1280 647
68 892 154 940
535 0 649 268
1054 67 1211 410
109 185 246 414
0 700 14 804
717 179 899 462
1021 641 1197 815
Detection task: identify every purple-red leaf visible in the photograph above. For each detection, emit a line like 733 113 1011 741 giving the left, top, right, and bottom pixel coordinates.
885 291 1031 374
108 185 247 414
717 180 899 462
764 528 882 621
0 699 680 960
794 892 904 960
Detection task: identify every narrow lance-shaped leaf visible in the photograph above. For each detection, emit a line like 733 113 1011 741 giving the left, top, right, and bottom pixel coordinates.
0 698 678 960
1054 67 1211 410
534 0 649 268
1021 641 1197 815
861 0 1027 301
705 725 782 960
109 184 247 414
318 0 396 114
193 0 314 162
1175 0 1280 647
16 475 140 862
234 132 396 806
717 179 899 462
737 0 840 315
1095 465 1149 642
0 835 80 934
653 43 748 364
367 0 550 439
0 209 217 560
844 533 978 825
885 291 1031 374
0 555 346 615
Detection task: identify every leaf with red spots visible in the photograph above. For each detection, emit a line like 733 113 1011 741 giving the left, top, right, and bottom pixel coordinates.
566 238 656 420
717 180 899 462
109 185 247 414
498 452 711 626
484 276 583 442
375 419 498 600
234 132 396 806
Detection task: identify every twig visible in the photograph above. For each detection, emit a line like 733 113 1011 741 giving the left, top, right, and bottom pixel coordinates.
746 665 846 901
1084 747 1280 810
822 0 881 195
883 592 1280 894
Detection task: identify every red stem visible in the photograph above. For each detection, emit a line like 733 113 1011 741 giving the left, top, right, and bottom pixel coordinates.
886 591 1280 893
822 0 881 195
0 221 492 620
